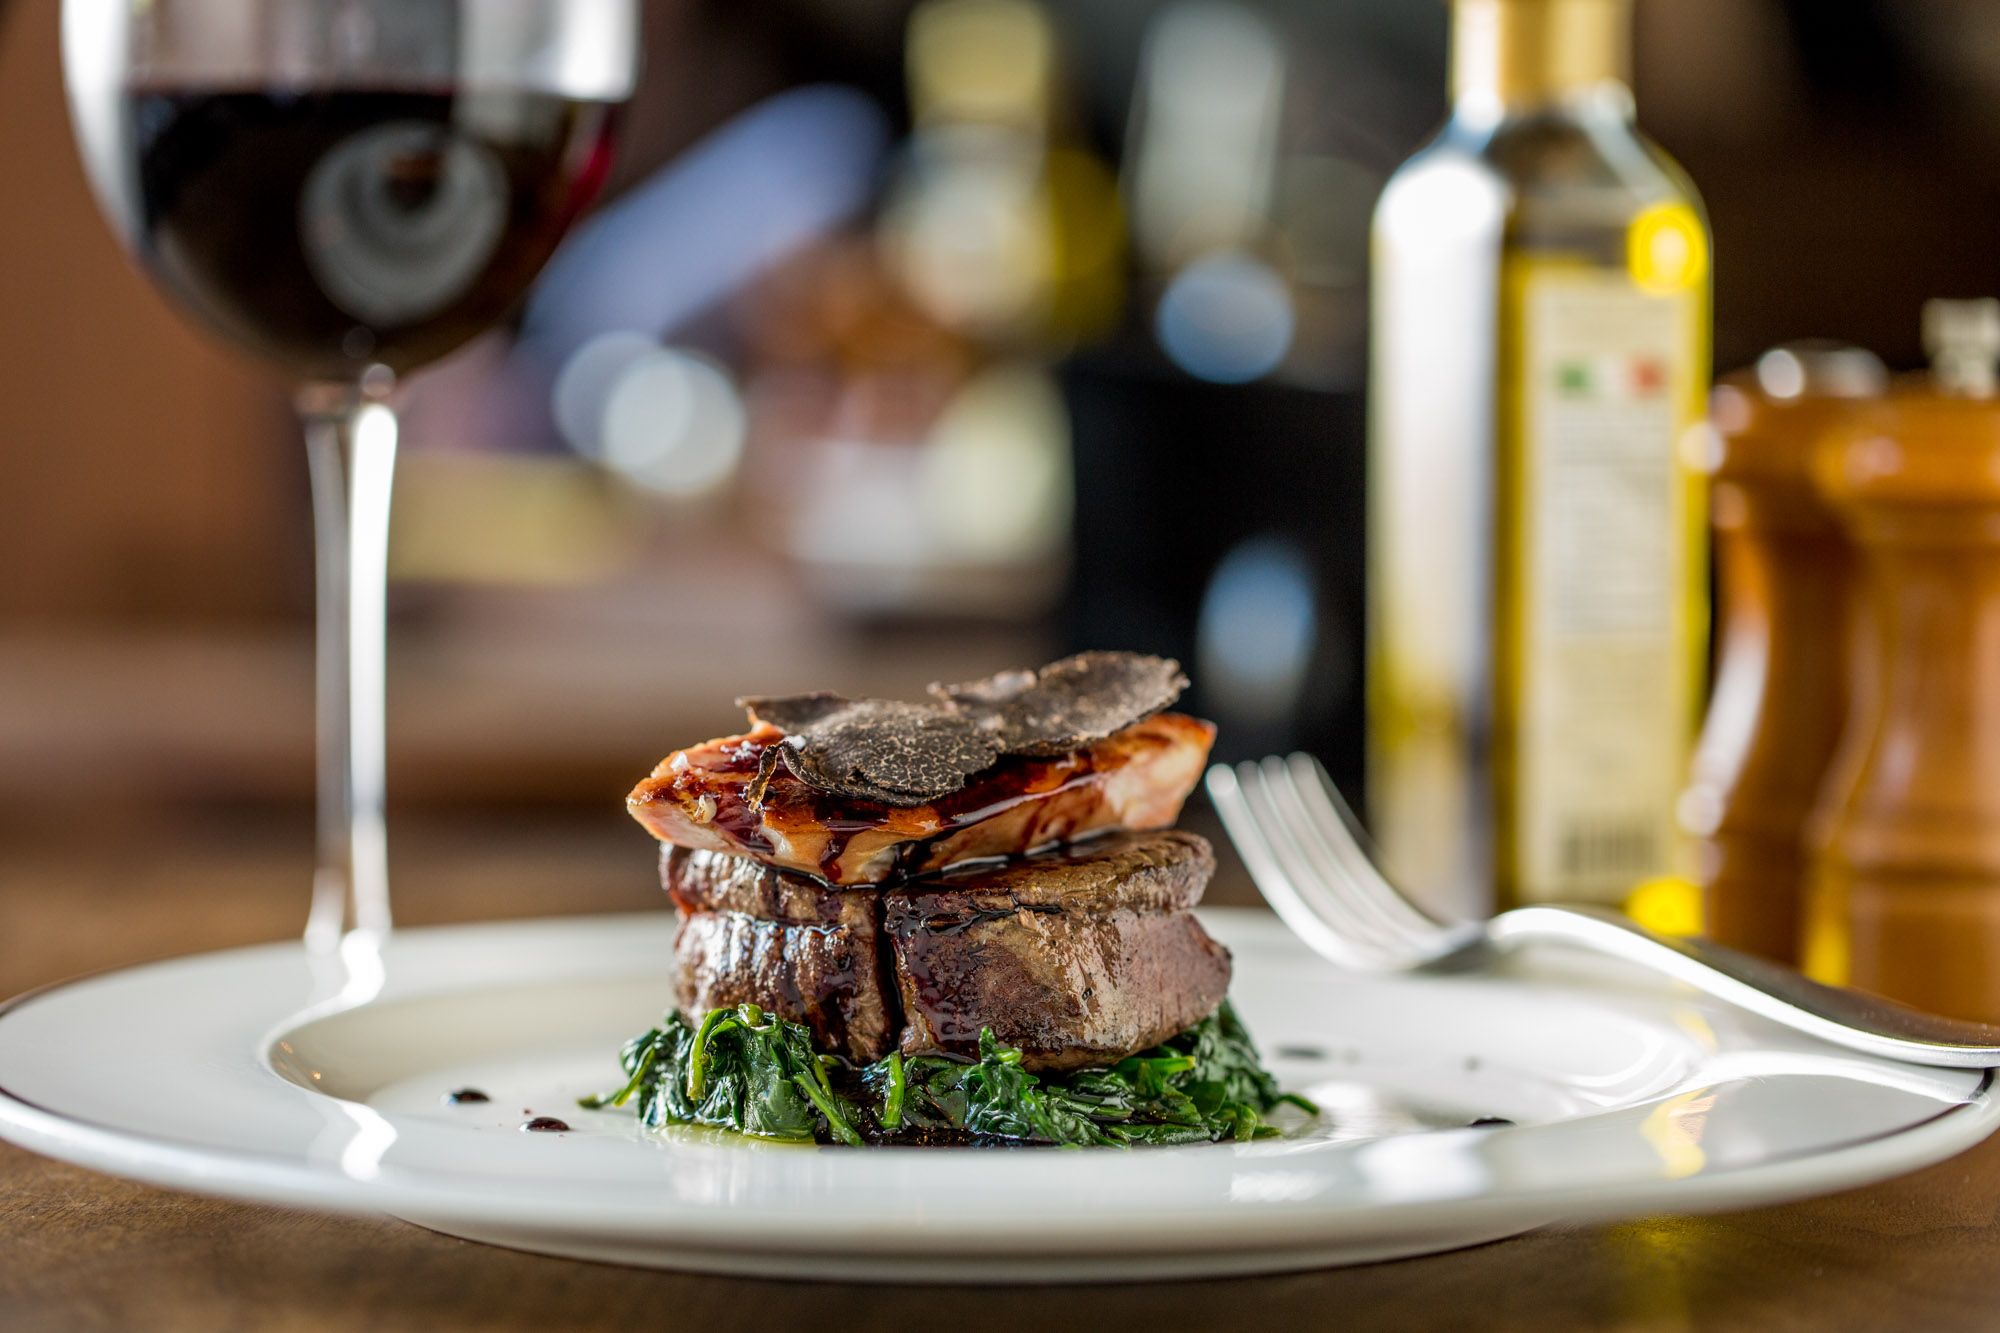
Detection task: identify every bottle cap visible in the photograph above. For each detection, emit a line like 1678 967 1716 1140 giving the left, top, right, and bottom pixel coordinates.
1450 0 1628 108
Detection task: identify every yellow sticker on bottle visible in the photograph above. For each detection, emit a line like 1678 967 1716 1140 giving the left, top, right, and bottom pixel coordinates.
1627 203 1708 296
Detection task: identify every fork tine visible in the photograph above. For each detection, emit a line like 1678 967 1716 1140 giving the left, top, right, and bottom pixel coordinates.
1283 753 1387 869
1261 753 1484 966
1231 759 1414 967
1275 753 1451 939
1249 757 1413 957
1206 762 1400 970
1224 758 2000 1067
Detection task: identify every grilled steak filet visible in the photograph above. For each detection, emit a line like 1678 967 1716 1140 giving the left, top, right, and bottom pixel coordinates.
665 846 896 1063
662 831 1229 1072
885 831 1229 1071
629 713 1215 886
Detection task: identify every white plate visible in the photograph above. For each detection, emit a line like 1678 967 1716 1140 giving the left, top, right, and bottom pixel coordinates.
0 908 1991 1282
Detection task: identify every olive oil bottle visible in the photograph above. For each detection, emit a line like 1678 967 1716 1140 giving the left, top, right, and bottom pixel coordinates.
1368 0 1710 914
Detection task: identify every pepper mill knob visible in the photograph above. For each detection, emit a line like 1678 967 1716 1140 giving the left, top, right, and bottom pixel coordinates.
1923 298 2000 399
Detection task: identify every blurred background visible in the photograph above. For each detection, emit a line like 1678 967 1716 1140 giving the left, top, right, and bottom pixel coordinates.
2 0 1997 977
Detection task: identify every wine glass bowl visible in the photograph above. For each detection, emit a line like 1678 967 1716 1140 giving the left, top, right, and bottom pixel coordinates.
122 85 617 381
66 0 631 380
60 0 638 945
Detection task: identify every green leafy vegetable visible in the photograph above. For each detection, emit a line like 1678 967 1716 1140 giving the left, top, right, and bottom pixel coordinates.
582 1000 1315 1148
581 1003 865 1145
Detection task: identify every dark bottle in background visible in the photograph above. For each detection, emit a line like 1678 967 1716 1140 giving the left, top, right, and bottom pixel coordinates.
1062 365 1366 786
1059 1 1423 797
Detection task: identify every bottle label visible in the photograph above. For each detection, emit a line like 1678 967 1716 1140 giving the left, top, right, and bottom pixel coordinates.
1515 268 1696 903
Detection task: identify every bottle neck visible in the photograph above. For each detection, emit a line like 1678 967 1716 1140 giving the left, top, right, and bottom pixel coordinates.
1451 0 1630 116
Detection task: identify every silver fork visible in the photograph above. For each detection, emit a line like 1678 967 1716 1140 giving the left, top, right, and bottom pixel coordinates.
1207 753 2000 1069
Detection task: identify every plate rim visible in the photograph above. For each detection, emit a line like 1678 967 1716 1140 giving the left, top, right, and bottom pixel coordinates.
0 910 1994 1260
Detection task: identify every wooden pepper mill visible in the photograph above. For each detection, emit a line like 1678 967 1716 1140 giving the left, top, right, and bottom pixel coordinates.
1682 344 1883 963
1807 299 2000 1020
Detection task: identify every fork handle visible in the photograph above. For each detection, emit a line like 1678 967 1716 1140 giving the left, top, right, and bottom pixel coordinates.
1489 905 2000 1069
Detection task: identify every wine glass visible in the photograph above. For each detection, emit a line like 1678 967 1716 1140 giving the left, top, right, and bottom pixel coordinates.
61 0 638 950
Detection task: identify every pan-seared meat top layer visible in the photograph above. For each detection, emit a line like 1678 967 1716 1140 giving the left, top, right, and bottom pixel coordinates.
627 712 1215 886
892 829 1215 922
662 843 863 923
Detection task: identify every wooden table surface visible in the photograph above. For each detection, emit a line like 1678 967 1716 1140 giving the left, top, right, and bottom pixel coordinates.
5 806 2000 1333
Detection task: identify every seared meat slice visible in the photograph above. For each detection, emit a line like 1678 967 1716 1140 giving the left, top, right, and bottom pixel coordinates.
665 845 895 1063
629 713 1215 887
663 831 1230 1072
883 830 1230 1072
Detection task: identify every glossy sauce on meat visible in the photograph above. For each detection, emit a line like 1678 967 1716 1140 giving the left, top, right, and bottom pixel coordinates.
627 713 1215 886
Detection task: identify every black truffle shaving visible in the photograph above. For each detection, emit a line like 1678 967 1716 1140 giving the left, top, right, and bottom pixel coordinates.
765 701 1001 808
932 651 1189 757
731 691 853 736
738 652 1186 807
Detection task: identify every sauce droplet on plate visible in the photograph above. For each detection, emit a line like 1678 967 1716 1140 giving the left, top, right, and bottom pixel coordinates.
444 1088 491 1105
523 1117 571 1133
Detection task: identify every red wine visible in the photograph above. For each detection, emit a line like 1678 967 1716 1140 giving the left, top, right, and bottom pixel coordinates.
123 88 615 380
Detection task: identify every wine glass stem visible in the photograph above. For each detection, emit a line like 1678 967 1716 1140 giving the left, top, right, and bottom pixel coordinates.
300 385 398 950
